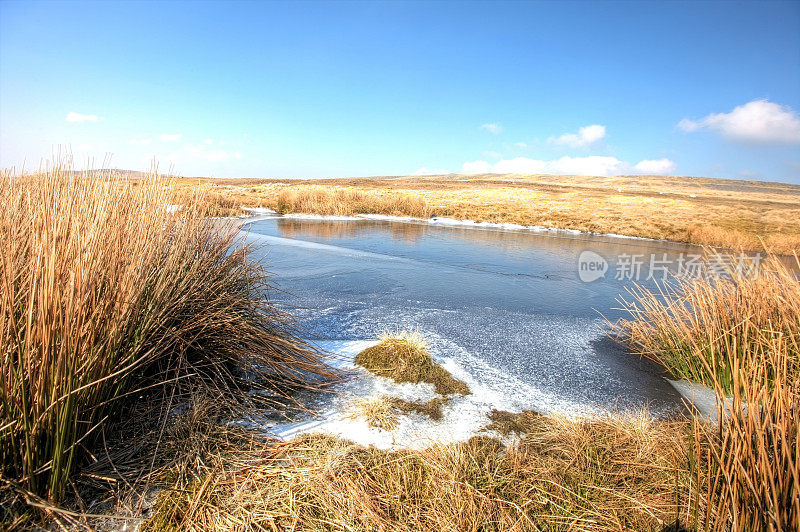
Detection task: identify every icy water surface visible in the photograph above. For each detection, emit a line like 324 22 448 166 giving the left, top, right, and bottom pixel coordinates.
240 215 703 446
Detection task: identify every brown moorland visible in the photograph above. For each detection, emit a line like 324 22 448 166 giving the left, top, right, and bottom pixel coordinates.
159 172 800 253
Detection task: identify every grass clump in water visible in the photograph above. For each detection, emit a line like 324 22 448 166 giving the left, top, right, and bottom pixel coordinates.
393 397 446 421
354 331 470 396
348 396 399 431
349 395 447 429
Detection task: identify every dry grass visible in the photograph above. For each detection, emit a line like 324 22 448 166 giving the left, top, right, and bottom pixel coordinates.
487 409 543 436
5 164 797 529
614 254 800 392
273 185 430 218
348 395 399 431
164 173 800 253
393 396 446 421
615 254 800 530
355 332 470 396
349 395 448 427
0 165 333 520
143 413 692 531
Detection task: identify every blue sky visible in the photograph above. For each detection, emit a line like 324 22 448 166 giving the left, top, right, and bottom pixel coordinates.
1 1 799 182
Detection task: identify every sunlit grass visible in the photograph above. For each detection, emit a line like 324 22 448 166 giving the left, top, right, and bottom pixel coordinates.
355 331 470 396
144 415 691 531
0 164 332 509
614 254 800 392
615 254 800 529
348 395 399 431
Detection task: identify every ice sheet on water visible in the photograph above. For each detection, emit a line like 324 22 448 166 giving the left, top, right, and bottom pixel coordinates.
243 216 688 449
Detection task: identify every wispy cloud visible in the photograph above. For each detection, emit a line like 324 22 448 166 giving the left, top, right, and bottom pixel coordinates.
159 133 183 142
480 123 503 135
461 155 675 177
634 158 676 174
65 111 99 123
678 99 800 144
128 137 152 145
548 124 606 148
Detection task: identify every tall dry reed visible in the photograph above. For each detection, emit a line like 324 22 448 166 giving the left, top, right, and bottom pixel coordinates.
615 255 799 530
0 164 332 504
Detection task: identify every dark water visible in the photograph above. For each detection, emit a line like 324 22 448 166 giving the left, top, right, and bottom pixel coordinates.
242 216 709 416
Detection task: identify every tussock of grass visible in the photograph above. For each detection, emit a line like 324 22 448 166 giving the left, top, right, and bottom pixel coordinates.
0 165 333 514
144 413 692 531
615 254 800 530
348 396 399 431
393 397 446 421
355 332 470 396
486 409 542 435
348 395 447 429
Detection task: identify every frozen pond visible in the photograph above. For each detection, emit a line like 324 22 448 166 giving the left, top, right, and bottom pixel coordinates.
240 215 706 446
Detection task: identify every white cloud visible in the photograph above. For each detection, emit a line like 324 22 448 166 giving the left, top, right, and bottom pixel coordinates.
634 158 676 174
492 157 547 174
65 111 99 123
678 99 800 144
159 133 183 142
412 167 450 176
128 137 152 145
461 160 494 174
551 155 624 175
480 123 503 135
461 155 634 176
548 124 606 148
514 142 528 148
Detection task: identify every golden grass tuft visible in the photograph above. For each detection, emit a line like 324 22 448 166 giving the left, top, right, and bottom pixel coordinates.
355 332 470 396
614 254 800 392
0 164 333 512
348 395 399 431
615 254 800 530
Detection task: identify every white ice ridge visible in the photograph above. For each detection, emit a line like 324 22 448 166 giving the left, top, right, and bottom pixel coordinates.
241 206 278 215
